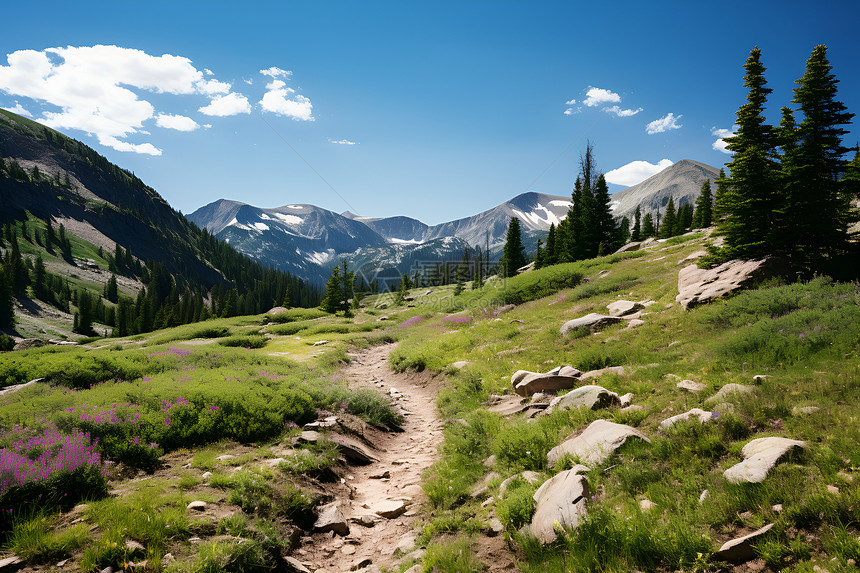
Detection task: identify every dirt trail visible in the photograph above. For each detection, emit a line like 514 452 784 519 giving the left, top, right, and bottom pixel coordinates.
297 343 445 572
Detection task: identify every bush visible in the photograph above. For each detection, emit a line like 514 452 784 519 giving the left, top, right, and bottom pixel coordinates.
0 334 14 352
500 264 583 305
496 479 538 531
218 335 268 349
267 308 328 324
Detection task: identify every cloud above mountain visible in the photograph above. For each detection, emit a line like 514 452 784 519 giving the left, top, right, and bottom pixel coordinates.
711 125 737 154
605 158 674 186
0 45 314 155
646 113 682 134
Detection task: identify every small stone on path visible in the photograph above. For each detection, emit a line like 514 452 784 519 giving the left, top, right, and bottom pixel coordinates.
186 501 207 511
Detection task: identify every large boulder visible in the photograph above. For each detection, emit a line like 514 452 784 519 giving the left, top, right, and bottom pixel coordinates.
579 366 626 382
560 313 622 336
512 366 582 397
547 419 651 468
705 383 755 405
314 502 349 535
530 467 590 544
553 385 620 412
723 437 807 484
676 256 790 310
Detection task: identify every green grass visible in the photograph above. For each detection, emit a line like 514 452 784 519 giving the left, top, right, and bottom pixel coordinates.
6 514 89 562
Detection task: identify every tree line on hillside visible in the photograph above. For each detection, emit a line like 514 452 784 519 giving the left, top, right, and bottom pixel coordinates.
0 211 322 336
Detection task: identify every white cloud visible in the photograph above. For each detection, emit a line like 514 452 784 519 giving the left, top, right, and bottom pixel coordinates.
155 113 199 131
646 112 683 134
328 138 357 145
563 107 579 116
0 44 249 154
603 105 643 117
260 66 292 78
582 87 621 107
259 83 313 121
204 68 214 76
565 99 577 105
605 159 674 186
198 92 251 116
244 78 253 85
2 101 32 116
202 123 212 129
711 125 737 154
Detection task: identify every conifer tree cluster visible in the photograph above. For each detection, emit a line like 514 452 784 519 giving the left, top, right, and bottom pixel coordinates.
535 143 624 268
712 45 856 272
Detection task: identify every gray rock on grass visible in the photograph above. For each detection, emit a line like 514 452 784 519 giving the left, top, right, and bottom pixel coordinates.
547 419 650 468
530 467 590 544
659 408 714 431
714 523 775 564
552 385 620 412
723 437 808 484
705 383 755 405
560 313 622 336
676 256 790 310
606 300 644 317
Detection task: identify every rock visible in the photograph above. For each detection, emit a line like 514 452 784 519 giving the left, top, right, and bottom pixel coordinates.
498 470 543 497
494 304 516 316
449 361 470 370
699 489 709 504
353 515 376 527
341 545 356 555
614 241 643 254
369 470 390 479
314 502 349 535
677 379 707 393
350 559 374 571
486 517 504 536
482 454 497 467
639 499 657 511
298 430 323 443
470 471 501 498
373 499 408 519
514 374 580 397
530 469 590 544
752 374 768 384
186 501 207 511
579 366 626 382
553 385 620 412
619 404 644 414
403 565 423 573
0 556 23 570
619 393 634 407
714 523 774 564
313 340 329 346
284 556 312 573
125 539 146 554
792 405 820 415
548 419 651 468
724 437 808 484
705 383 755 405
201 471 213 479
558 365 582 377
12 338 46 351
659 408 714 431
329 434 378 465
676 256 790 310
487 395 531 416
827 485 840 495
215 454 235 461
622 318 645 330
396 532 417 554
161 553 175 567
560 313 622 336
606 300 644 317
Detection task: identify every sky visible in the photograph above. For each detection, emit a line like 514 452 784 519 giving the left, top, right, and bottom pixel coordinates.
1 1 859 225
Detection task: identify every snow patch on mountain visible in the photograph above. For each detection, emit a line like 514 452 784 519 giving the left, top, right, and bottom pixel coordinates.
389 237 424 245
252 222 270 231
307 250 334 265
273 213 304 225
512 205 563 228
285 205 302 210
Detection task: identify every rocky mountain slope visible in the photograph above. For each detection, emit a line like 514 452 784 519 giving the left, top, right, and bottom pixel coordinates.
610 159 719 220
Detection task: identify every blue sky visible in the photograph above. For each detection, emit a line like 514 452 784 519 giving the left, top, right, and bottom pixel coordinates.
2 1 859 224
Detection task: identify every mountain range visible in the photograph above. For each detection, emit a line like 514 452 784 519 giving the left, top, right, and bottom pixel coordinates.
609 159 720 220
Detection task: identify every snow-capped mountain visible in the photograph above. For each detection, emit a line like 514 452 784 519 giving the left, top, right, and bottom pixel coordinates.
188 192 571 284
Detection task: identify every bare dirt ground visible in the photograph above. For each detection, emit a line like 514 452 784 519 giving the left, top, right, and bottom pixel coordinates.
296 343 519 573
296 343 445 572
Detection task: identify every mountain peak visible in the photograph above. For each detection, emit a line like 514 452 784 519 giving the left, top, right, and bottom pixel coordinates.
609 159 719 219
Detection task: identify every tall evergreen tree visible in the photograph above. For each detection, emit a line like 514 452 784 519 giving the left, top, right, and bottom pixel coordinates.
499 217 526 278
714 46 780 259
74 289 94 335
104 275 119 303
0 267 14 330
631 206 641 242
592 174 617 254
692 180 713 229
545 223 558 265
321 266 344 313
660 197 678 239
282 284 292 308
472 249 484 289
841 145 860 201
32 254 47 301
641 213 655 238
785 44 855 267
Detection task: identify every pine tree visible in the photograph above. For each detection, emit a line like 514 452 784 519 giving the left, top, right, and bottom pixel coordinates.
282 284 292 308
104 275 118 303
534 240 545 270
785 44 855 268
692 180 713 228
340 260 355 315
631 206 641 241
592 174 617 254
32 254 47 301
0 267 14 330
714 47 779 259
321 266 344 313
499 217 526 278
642 213 655 238
842 146 860 201
545 223 558 265
472 249 484 289
619 217 631 245
74 289 94 335
660 197 678 239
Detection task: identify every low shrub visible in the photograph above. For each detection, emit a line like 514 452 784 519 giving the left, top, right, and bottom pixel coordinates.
218 335 268 349
267 308 328 324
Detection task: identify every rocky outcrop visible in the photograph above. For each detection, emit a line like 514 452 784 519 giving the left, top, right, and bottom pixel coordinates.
512 366 582 397
723 437 807 484
498 471 543 498
705 383 755 405
547 419 651 468
676 256 790 310
314 501 349 535
560 313 622 336
530 466 590 544
606 300 644 317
